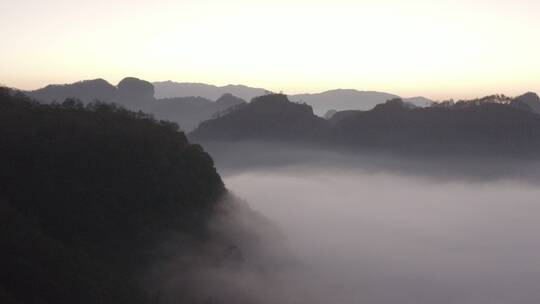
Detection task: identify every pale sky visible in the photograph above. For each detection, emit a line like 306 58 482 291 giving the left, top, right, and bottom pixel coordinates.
1 0 539 100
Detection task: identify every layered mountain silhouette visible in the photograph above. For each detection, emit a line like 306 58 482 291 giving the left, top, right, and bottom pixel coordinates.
21 77 540 156
25 78 245 131
153 81 432 115
153 81 267 101
191 93 540 157
25 78 433 126
291 89 431 115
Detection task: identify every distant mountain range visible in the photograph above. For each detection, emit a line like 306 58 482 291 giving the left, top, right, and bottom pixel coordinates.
23 77 246 132
153 81 432 115
153 81 267 101
290 89 431 115
15 77 540 146
191 93 540 157
20 77 434 131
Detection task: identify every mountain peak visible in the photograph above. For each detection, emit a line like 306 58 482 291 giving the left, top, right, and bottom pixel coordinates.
512 92 540 114
516 92 540 103
190 93 329 141
117 77 154 100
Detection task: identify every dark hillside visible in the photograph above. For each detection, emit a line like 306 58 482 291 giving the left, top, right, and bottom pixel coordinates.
333 98 540 156
0 88 226 304
190 94 331 141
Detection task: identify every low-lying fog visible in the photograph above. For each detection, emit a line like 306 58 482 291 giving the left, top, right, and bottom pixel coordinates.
188 142 540 303
224 167 540 304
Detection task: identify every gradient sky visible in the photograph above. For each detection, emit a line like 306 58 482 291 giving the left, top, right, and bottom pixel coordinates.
1 0 539 99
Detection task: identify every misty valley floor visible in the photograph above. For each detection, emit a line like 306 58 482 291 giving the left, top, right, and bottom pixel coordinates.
219 164 540 304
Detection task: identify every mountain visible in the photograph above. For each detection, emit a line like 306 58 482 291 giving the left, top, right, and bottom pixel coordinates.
153 81 267 101
153 82 433 115
24 77 245 132
0 88 232 304
511 92 540 115
190 94 330 142
116 76 155 108
25 77 152 108
192 93 540 157
27 78 117 103
333 98 540 156
290 89 399 115
290 89 431 115
27 78 434 119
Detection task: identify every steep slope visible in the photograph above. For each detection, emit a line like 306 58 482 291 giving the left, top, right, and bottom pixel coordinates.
0 88 228 304
190 94 330 142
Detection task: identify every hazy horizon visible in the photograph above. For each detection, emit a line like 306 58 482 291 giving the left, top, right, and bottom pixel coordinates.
3 76 538 102
2 0 539 100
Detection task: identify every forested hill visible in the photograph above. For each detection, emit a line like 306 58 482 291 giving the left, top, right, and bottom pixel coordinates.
191 94 540 157
333 98 540 156
190 94 331 141
0 88 226 304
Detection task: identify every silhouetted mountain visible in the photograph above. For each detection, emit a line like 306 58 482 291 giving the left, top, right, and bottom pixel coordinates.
153 82 433 115
153 81 267 101
192 94 540 157
290 89 432 115
25 78 245 132
27 78 117 103
0 88 233 304
25 77 150 107
28 78 434 121
116 77 154 108
333 98 540 156
511 92 540 114
190 94 330 141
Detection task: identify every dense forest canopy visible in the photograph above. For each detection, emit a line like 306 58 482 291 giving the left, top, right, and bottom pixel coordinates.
0 88 227 304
